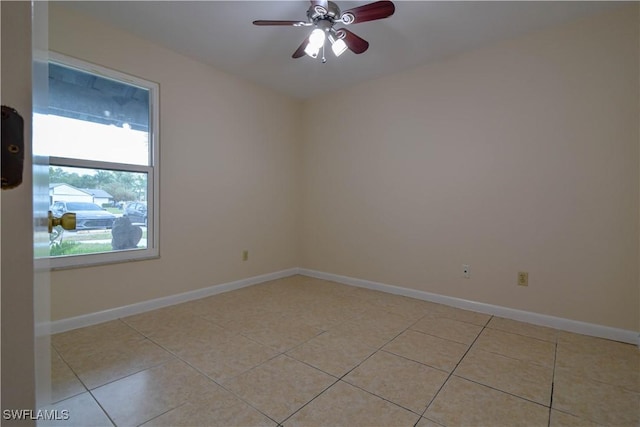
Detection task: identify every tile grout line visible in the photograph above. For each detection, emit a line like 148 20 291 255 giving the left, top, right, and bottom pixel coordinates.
418 315 493 421
278 377 342 425
51 346 116 426
102 318 282 426
48 346 89 405
278 310 431 425
548 339 558 427
134 402 189 427
50 278 638 426
139 330 284 426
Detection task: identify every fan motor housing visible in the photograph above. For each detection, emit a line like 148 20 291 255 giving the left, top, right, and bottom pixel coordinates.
308 1 341 21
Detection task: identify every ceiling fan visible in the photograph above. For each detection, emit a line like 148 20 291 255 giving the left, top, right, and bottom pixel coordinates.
253 0 395 62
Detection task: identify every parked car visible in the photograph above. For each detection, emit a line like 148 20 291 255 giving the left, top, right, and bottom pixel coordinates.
50 201 116 230
123 201 147 226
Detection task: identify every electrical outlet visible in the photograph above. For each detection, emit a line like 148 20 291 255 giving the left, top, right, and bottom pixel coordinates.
242 250 248 261
463 264 470 279
518 271 528 286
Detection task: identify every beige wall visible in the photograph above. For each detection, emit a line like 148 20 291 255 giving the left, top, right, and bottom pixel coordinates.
1 1 36 420
301 5 639 331
49 4 639 332
49 5 302 320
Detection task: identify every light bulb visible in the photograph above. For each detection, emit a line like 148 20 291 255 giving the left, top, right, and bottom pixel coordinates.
308 28 326 48
331 38 347 57
304 43 320 58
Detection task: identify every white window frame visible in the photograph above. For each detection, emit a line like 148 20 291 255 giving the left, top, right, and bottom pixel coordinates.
45 52 160 269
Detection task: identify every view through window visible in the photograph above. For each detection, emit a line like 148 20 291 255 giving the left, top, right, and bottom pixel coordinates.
35 56 159 267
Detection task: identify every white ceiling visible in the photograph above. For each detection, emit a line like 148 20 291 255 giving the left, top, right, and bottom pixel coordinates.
61 1 621 99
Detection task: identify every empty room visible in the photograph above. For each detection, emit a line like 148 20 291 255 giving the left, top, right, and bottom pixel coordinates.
1 1 638 426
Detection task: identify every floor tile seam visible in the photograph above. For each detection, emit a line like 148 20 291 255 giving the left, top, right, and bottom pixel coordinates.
176 344 285 387
237 319 325 337
194 313 233 329
436 314 491 328
464 346 556 373
86 388 118 427
469 346 554 369
406 326 479 346
55 337 158 367
52 346 95 397
379 347 459 374
116 318 150 339
236 331 300 353
548 406 608 426
549 340 558 427
403 328 484 347
118 318 163 342
552 367 640 395
53 333 151 360
376 349 450 375
238 329 326 354
81 356 174 392
449 374 552 408
85 357 179 393
131 330 200 357
481 327 559 346
419 316 492 418
49 389 87 406
420 313 490 328
171 353 283 426
484 325 558 344
134 401 189 427
50 346 92 404
275 351 345 381
275 377 342 425
414 416 446 427
555 346 640 366
143 329 241 356
314 334 413 381
338 377 430 416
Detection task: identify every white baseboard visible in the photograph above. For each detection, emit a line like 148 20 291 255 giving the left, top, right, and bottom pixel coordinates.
48 266 639 347
47 268 300 334
298 268 640 346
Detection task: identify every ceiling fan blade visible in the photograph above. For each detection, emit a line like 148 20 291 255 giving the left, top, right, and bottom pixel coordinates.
341 0 395 24
338 29 369 54
253 20 307 26
292 37 310 58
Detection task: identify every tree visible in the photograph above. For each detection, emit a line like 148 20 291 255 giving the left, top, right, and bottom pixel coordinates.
49 167 146 203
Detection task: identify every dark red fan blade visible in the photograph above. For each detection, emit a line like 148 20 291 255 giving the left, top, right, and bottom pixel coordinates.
292 37 310 58
340 29 369 54
253 20 306 26
342 0 395 24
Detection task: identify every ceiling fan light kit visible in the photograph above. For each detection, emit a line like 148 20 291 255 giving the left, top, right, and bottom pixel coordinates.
253 0 395 63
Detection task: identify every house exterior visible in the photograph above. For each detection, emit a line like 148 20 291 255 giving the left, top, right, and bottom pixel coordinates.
49 183 113 206
81 188 114 206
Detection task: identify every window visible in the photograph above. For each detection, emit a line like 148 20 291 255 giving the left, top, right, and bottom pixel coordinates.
35 53 159 268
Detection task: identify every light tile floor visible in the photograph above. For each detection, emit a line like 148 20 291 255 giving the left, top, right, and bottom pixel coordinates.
44 275 639 426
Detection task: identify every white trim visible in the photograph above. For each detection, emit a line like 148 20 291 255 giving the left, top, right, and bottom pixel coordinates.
43 52 160 270
47 266 639 347
298 269 640 346
47 268 299 334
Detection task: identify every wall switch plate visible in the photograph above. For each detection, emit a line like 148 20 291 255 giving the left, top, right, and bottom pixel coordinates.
518 271 528 286
242 250 248 261
463 264 470 279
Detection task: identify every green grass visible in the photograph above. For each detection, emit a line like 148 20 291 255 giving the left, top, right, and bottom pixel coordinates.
64 230 147 242
48 227 148 256
50 241 113 256
105 207 122 214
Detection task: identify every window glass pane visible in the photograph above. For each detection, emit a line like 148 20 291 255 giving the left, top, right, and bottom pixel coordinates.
48 166 148 258
36 63 150 166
